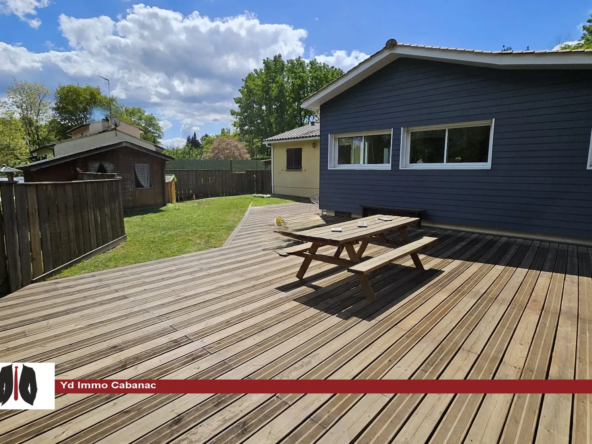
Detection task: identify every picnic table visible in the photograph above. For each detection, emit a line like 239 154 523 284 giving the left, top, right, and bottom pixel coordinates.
278 215 437 300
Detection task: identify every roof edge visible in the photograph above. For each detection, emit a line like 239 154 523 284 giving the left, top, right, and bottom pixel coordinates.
19 141 173 170
302 43 592 110
264 136 320 144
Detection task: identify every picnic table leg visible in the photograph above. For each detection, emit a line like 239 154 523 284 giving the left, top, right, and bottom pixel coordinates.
296 242 320 279
357 240 369 259
334 246 344 258
344 243 376 300
398 227 425 271
356 275 376 300
344 243 360 264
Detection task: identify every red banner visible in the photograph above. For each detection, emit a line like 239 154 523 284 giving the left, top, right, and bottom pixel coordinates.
55 379 592 394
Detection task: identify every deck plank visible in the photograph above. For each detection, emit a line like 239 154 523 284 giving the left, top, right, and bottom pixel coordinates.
536 245 578 444
573 247 592 444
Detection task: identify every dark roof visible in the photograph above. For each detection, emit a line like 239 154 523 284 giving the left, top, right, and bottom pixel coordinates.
19 141 174 171
264 123 320 142
389 41 592 54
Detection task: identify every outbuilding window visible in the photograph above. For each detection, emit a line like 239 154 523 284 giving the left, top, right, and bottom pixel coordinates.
286 148 302 171
134 164 151 189
328 130 392 170
400 120 494 170
88 161 115 173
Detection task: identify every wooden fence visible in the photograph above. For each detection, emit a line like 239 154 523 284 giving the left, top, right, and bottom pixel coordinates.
166 159 269 172
165 170 272 201
0 179 126 294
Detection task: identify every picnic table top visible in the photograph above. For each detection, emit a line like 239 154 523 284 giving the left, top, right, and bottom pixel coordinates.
278 214 419 245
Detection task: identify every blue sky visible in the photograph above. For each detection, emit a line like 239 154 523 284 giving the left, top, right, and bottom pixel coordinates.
0 0 589 146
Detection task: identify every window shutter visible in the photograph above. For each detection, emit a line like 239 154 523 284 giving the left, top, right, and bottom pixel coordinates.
295 148 302 170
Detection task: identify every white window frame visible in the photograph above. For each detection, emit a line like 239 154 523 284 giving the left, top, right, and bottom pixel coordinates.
587 128 592 170
328 129 393 170
399 119 495 170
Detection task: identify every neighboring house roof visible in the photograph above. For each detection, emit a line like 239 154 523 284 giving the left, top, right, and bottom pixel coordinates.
264 122 320 142
30 143 56 154
30 129 165 159
18 141 173 171
67 122 92 134
302 40 592 110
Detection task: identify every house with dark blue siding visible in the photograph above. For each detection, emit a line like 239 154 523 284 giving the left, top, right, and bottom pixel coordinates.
302 40 592 243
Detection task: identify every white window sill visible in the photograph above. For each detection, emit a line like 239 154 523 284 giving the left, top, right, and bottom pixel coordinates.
400 164 491 170
329 165 391 171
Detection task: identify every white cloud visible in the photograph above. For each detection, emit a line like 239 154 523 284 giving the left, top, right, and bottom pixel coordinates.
0 4 365 137
0 0 50 28
159 119 173 131
161 137 186 148
552 40 582 50
315 49 370 72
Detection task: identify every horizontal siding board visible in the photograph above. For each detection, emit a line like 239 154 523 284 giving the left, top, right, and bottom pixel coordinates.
324 89 592 120
319 58 592 239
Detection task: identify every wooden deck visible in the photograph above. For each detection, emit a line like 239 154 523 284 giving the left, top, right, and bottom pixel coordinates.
0 202 590 444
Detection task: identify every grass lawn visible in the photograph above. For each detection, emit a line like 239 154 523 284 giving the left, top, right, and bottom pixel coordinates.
55 194 308 279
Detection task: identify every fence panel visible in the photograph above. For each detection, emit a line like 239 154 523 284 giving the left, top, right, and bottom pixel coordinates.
0 179 127 294
165 159 269 171
165 169 272 202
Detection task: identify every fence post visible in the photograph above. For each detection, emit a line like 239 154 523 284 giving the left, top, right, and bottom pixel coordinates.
0 183 22 292
0 191 7 294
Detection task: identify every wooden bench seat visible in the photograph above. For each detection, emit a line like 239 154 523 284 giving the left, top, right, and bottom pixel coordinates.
349 237 437 275
348 236 437 300
283 242 313 255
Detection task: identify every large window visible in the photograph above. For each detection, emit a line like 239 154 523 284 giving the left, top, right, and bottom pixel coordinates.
400 120 494 169
329 130 392 169
134 164 151 189
286 148 302 171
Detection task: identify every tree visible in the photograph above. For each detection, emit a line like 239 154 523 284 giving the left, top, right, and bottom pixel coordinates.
0 112 29 166
200 129 239 156
204 138 250 160
119 106 163 143
52 84 163 143
2 79 53 149
52 84 114 139
561 13 592 49
231 55 343 156
163 146 200 159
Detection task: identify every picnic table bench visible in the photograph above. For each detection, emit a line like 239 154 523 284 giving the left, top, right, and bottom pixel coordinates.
277 215 437 300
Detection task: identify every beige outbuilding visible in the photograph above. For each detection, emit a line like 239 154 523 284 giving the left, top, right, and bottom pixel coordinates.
264 122 320 198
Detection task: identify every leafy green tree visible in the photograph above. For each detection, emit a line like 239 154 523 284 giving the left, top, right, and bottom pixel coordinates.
562 13 592 49
52 84 114 139
231 55 343 156
2 79 53 149
119 106 163 143
0 112 30 166
163 146 199 159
